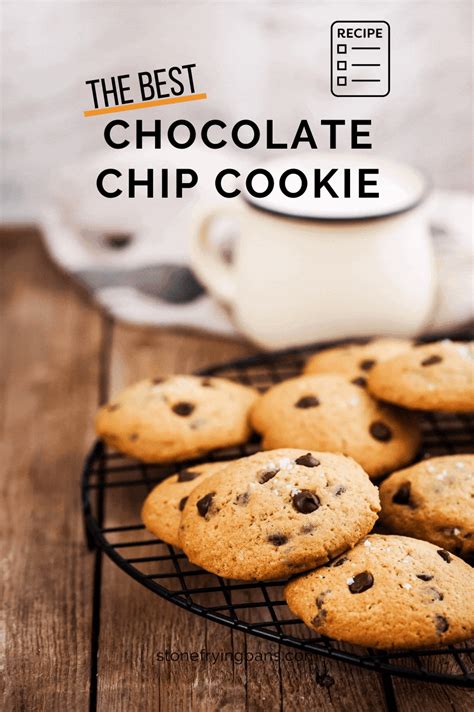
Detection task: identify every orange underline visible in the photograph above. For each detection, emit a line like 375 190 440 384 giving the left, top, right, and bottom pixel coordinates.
83 92 207 117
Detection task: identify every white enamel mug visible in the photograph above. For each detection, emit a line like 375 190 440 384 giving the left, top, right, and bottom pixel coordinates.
190 154 436 349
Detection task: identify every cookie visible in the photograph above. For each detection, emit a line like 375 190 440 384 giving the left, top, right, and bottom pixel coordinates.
379 455 474 558
95 375 258 462
178 448 380 580
304 337 411 385
367 340 474 412
142 462 227 546
285 534 474 649
250 374 421 478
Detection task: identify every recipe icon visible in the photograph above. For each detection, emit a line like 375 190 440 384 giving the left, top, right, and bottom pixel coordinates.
331 21 390 97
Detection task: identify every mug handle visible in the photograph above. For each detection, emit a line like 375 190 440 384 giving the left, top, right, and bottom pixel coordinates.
190 205 241 306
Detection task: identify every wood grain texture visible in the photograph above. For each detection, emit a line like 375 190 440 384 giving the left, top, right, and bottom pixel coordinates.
391 670 474 711
96 323 254 711
1 229 102 711
2 229 473 711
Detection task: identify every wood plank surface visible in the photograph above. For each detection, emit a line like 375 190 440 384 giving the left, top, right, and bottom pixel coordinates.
1 229 102 711
1 229 472 711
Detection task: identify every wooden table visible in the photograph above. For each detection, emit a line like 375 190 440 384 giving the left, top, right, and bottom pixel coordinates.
2 229 472 711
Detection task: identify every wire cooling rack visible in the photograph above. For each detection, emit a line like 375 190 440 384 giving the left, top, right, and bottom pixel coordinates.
82 341 474 688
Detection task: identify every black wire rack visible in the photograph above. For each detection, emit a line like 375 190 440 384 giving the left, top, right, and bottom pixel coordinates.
82 341 474 688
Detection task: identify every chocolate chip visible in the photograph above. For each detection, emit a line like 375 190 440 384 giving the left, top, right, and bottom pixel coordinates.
349 571 374 594
369 421 392 442
334 485 346 496
435 615 449 633
351 376 367 387
311 609 327 629
416 573 433 581
178 496 188 511
428 587 444 601
295 395 320 409
331 556 347 567
359 359 376 371
392 482 412 505
177 469 199 483
201 378 213 387
437 549 452 563
258 468 279 484
300 523 315 534
295 453 320 468
422 354 443 367
316 592 327 609
172 401 195 417
107 403 120 412
268 534 288 546
235 492 250 505
292 490 320 514
197 492 214 517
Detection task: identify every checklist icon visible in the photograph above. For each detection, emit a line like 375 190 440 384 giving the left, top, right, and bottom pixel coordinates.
331 21 390 97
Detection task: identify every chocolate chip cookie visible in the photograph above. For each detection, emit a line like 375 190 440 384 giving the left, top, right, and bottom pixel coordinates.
379 455 474 558
178 449 380 580
285 534 474 649
367 340 474 412
96 375 258 462
142 462 227 546
304 337 412 386
250 374 421 478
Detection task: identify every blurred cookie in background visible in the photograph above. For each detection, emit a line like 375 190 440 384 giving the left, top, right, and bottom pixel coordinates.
304 337 412 385
96 375 258 462
368 340 474 412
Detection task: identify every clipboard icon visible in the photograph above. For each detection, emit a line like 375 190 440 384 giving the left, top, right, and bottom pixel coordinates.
331 21 390 97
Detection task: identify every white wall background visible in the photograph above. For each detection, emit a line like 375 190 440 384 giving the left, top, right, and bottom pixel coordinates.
1 0 473 222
